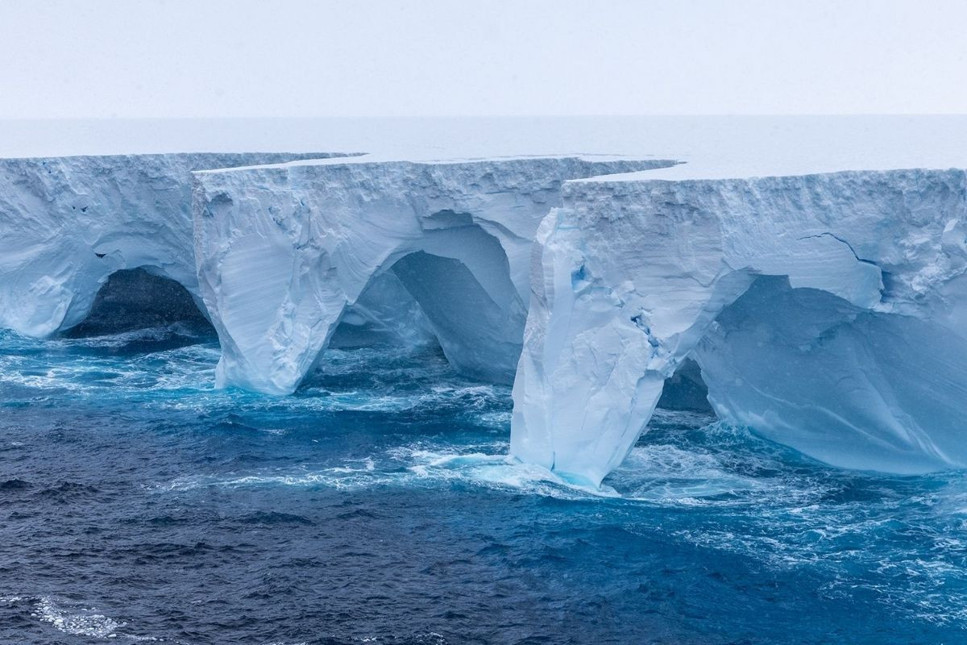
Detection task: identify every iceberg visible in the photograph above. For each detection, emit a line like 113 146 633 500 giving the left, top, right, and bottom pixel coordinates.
4 117 967 487
191 156 668 394
511 169 967 485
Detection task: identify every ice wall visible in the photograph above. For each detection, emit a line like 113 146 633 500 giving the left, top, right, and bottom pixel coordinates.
511 169 967 485
192 157 669 394
0 153 340 337
6 145 967 486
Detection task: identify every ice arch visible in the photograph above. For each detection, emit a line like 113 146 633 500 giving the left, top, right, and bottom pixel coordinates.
192 156 668 394
0 153 342 338
511 168 967 486
198 215 522 393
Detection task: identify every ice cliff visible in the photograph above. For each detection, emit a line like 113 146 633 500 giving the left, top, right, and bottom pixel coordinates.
5 145 967 487
191 157 667 394
511 169 967 485
0 153 338 337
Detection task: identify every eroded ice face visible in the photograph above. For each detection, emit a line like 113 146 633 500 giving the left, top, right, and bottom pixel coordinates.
511 167 967 484
5 145 967 487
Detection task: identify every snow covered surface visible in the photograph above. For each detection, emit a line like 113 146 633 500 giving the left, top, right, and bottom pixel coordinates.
4 116 967 484
4 115 967 177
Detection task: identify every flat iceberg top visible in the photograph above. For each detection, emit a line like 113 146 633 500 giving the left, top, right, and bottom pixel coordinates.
3 116 967 179
578 115 967 181
191 153 668 175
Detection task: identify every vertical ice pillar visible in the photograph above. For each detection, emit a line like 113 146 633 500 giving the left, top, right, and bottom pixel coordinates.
510 182 740 486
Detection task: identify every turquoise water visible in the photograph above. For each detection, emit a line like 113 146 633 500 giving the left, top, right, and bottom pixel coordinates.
2 324 967 643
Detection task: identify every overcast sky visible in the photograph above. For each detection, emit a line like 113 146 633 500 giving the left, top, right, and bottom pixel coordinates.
1 0 965 119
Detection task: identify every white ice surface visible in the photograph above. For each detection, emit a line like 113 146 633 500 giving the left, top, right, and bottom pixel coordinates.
3 116 967 178
511 168 967 485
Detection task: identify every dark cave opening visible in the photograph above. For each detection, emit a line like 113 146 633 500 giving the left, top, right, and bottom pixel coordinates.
65 268 214 338
657 357 712 413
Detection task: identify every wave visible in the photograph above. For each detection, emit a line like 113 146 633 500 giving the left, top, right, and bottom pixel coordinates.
156 421 798 506
7 328 967 636
0 595 160 642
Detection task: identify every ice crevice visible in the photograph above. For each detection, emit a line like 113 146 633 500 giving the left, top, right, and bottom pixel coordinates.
796 231 881 270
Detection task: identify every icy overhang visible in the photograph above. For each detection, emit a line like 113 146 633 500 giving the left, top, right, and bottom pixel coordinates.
511 166 967 485
6 117 967 487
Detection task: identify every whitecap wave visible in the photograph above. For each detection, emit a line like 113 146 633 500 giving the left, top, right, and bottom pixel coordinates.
22 595 160 642
32 596 123 639
158 433 786 504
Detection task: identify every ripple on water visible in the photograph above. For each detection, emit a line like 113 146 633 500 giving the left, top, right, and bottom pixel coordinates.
4 328 967 642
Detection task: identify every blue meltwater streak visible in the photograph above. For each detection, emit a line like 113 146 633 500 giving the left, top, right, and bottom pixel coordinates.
1 325 967 643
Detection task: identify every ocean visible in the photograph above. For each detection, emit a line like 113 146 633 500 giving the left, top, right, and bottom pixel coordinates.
2 320 967 643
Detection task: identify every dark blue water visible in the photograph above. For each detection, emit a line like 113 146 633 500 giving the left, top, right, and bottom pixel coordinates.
2 324 967 644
